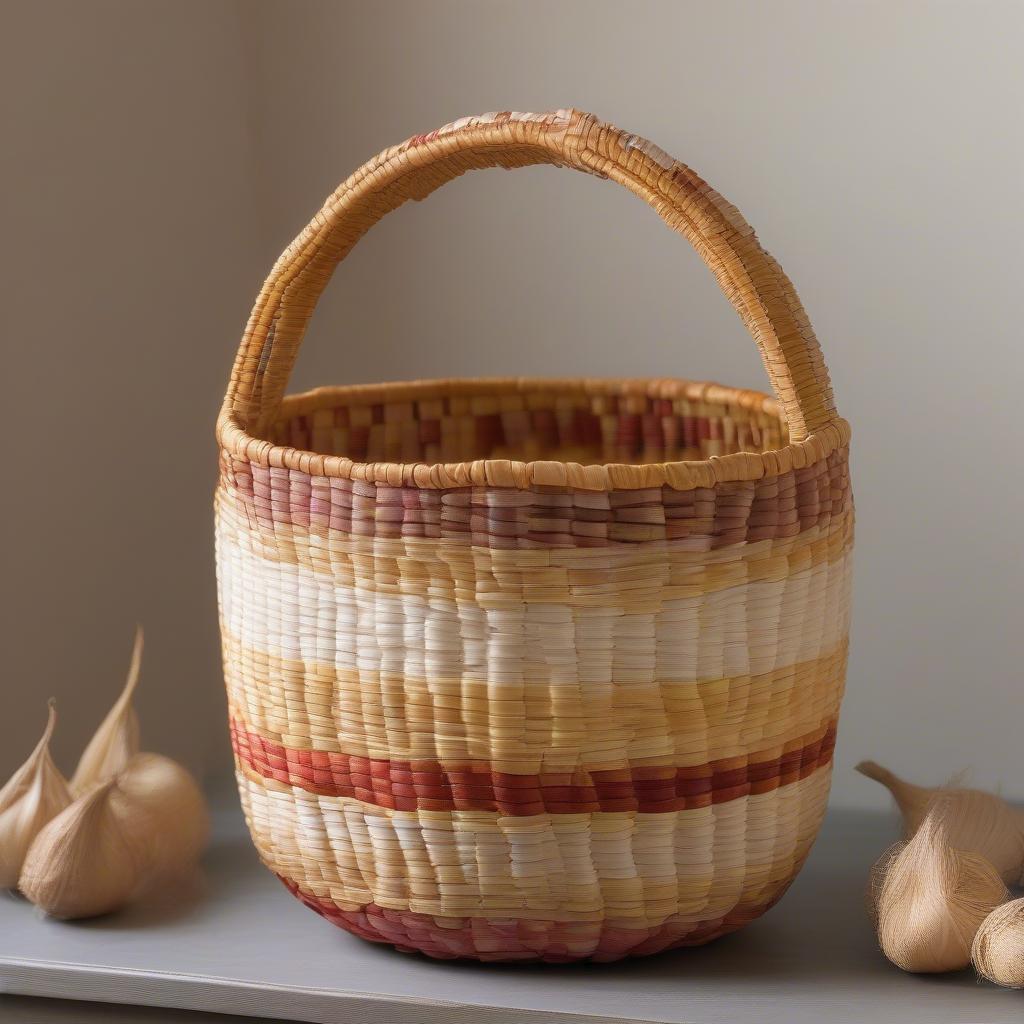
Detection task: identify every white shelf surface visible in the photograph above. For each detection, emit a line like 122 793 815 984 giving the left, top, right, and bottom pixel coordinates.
1 802 1021 1024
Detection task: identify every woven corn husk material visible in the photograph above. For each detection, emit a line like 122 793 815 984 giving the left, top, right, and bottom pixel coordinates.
215 110 853 963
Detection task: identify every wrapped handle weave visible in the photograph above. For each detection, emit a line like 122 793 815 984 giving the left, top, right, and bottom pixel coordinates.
223 109 837 444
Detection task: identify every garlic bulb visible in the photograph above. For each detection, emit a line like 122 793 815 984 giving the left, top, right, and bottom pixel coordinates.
20 751 208 919
866 840 904 930
856 760 1024 885
0 702 72 888
71 627 143 795
19 779 144 918
973 898 1024 988
871 801 1007 973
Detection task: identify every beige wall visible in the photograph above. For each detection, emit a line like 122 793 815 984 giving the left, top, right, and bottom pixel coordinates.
4 0 1023 808
1 0 262 786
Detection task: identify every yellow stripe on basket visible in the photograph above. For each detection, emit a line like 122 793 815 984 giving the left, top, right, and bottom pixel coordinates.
223 633 847 772
236 761 832 923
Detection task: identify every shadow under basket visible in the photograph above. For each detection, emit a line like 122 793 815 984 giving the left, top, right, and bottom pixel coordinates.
215 109 854 963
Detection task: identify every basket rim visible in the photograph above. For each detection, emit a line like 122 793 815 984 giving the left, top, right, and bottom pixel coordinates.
216 375 850 491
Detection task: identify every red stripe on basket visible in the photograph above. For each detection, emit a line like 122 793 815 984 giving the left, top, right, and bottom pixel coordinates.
277 877 790 962
232 718 836 815
223 445 852 548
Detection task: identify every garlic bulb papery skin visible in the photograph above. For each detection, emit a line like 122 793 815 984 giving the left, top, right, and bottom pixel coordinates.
0 701 73 888
112 752 209 877
857 760 1024 885
872 802 1008 973
866 840 905 931
973 898 1024 988
71 626 143 796
20 752 209 919
19 779 146 919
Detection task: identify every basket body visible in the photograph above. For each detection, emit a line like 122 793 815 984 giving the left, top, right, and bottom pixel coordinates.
217 378 852 962
215 110 853 962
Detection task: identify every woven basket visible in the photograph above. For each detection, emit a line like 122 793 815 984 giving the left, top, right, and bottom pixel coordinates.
215 109 853 963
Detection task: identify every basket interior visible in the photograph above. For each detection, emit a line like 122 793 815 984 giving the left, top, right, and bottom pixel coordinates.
267 380 788 468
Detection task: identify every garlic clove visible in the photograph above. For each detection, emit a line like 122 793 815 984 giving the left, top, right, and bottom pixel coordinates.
856 760 1024 885
0 700 59 814
19 780 146 919
0 702 73 888
19 751 209 919
110 752 208 878
872 801 1008 973
856 761 932 824
972 897 1024 989
71 627 143 796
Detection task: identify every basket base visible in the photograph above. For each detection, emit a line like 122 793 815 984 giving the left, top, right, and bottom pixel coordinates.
279 876 790 963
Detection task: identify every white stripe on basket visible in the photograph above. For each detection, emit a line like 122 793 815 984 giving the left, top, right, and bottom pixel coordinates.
216 525 852 685
237 762 832 922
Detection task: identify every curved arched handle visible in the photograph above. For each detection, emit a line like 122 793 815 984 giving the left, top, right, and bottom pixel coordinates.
223 109 837 443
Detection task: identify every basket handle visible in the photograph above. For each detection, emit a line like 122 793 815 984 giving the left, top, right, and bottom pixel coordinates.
223 109 837 443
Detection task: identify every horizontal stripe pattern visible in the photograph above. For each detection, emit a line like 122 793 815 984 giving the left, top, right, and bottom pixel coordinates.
216 496 853 607
219 444 850 547
280 882 785 962
231 716 836 813
237 763 831 923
